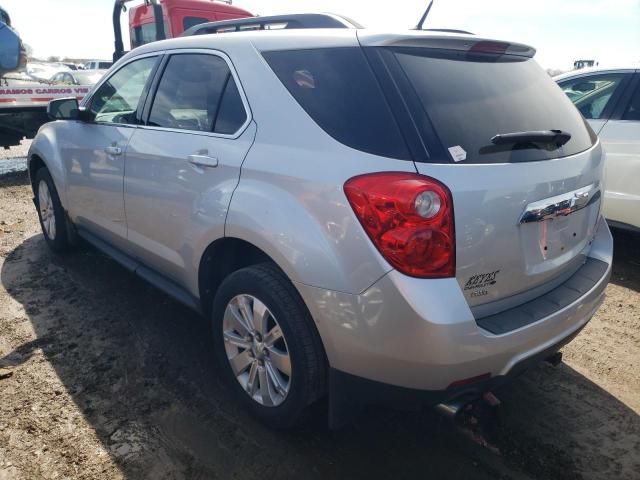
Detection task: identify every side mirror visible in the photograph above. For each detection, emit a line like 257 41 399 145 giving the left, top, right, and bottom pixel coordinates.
47 98 80 120
0 22 22 75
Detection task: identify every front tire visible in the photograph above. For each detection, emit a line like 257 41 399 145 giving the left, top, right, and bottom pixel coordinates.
212 263 326 428
34 168 72 253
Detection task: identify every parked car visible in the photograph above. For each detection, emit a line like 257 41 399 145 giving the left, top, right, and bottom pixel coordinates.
29 23 612 428
83 60 113 70
556 67 640 231
50 69 106 86
26 61 70 81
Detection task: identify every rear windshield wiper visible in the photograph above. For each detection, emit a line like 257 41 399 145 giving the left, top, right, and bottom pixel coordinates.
491 129 572 147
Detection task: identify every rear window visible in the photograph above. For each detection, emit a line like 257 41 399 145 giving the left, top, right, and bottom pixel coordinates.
392 49 596 163
131 21 170 48
263 48 410 160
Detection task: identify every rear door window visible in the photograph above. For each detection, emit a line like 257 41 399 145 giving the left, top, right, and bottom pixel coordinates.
558 73 628 119
391 49 596 164
147 53 247 134
263 48 410 160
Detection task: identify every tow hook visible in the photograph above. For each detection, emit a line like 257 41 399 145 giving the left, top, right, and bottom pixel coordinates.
436 392 502 454
544 351 563 367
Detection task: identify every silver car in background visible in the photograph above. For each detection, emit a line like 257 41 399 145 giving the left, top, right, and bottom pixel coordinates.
28 22 612 428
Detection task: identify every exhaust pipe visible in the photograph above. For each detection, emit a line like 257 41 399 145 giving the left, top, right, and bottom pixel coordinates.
436 392 502 453
435 391 501 419
435 395 476 419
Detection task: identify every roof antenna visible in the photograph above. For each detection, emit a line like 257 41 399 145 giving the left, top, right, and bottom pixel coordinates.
414 0 434 30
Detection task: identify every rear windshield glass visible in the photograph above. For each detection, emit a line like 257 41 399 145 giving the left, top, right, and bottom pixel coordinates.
392 49 596 163
263 48 410 160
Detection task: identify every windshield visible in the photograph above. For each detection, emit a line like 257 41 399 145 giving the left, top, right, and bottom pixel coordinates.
391 48 596 163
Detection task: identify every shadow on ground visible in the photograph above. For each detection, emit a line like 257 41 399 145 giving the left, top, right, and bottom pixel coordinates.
609 227 640 293
1 228 639 479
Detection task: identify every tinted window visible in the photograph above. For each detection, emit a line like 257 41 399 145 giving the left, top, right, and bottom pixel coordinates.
183 16 209 30
622 83 640 121
215 77 247 134
263 48 410 160
148 54 247 134
558 73 626 119
89 56 157 124
393 49 595 164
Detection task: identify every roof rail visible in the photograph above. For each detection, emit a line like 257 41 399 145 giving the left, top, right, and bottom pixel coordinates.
181 13 362 37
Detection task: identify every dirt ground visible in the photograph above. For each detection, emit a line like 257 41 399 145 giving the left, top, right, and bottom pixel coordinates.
0 167 639 480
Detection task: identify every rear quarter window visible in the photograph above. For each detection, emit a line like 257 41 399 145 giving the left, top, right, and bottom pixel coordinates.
262 47 410 160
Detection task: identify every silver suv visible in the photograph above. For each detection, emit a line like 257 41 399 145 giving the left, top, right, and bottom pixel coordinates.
29 21 612 428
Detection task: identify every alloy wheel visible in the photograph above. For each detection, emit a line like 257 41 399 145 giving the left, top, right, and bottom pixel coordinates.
222 294 291 407
38 180 56 240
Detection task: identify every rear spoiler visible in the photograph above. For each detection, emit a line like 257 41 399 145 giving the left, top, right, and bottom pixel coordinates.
182 13 362 37
358 32 536 58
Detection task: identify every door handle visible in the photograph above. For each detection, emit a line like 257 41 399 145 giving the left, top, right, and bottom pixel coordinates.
188 154 219 168
105 146 122 156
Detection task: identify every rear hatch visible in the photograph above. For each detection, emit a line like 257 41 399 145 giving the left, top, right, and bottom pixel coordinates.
360 33 603 310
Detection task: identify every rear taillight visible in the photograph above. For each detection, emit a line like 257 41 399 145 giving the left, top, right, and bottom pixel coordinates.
344 172 455 278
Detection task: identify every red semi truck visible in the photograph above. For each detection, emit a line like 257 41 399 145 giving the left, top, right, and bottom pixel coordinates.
129 0 252 49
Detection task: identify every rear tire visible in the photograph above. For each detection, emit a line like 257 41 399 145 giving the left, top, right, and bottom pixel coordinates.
212 263 326 428
34 168 72 253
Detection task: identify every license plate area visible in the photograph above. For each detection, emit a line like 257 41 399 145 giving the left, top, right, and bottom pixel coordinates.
520 201 599 275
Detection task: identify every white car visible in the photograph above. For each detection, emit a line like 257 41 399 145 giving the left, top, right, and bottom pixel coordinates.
50 69 106 86
556 67 640 231
26 61 70 81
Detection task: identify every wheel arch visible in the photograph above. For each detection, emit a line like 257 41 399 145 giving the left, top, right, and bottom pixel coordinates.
28 123 68 208
198 237 279 317
28 154 46 190
197 235 336 377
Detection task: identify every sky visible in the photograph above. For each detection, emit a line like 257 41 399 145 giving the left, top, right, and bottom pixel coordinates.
2 0 639 70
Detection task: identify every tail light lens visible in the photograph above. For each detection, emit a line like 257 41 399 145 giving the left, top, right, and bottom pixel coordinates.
344 172 455 278
468 41 509 55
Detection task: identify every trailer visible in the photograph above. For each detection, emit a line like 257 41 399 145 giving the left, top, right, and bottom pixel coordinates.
0 77 94 148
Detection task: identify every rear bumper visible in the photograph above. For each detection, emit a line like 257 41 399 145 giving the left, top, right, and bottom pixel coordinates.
329 320 584 410
297 216 612 391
